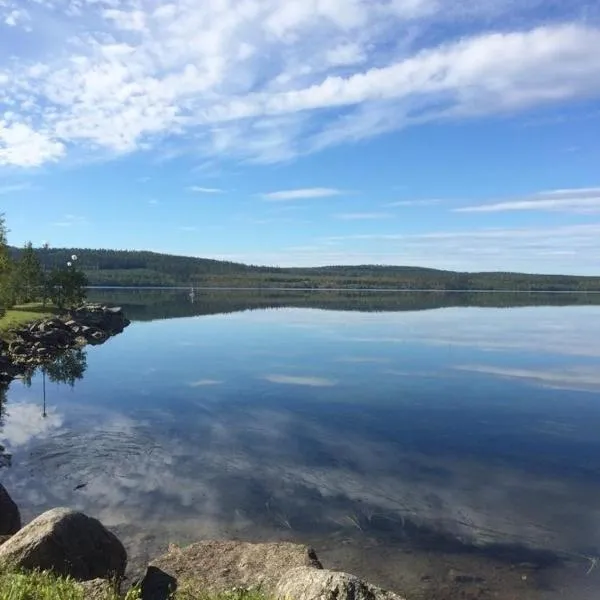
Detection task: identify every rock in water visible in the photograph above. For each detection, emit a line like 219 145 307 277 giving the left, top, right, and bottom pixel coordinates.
0 508 126 580
0 484 21 535
275 567 406 600
147 541 322 596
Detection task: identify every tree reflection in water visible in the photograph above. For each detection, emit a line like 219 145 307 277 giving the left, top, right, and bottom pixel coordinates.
0 348 88 466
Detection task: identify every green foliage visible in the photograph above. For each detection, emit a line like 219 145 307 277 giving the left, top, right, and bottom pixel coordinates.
44 348 88 387
46 267 88 310
0 215 13 309
8 246 600 291
11 243 43 304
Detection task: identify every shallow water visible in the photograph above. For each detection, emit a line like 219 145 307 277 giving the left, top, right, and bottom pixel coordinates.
2 290 600 599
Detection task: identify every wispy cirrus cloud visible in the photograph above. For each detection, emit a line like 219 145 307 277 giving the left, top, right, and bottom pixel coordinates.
387 199 442 207
262 188 343 201
454 365 600 393
262 374 337 387
0 1 599 167
335 212 392 220
189 379 223 387
455 187 600 214
187 186 225 194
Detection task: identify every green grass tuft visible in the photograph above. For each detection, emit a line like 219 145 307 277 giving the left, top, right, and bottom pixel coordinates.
0 570 270 600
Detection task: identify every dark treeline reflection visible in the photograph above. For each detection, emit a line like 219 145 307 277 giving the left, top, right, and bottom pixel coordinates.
87 288 600 322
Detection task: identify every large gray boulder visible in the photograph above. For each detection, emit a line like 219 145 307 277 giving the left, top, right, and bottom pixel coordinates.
0 483 21 535
275 567 406 600
0 508 126 581
147 541 322 596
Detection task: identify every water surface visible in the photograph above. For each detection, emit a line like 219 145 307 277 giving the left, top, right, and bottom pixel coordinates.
2 290 600 599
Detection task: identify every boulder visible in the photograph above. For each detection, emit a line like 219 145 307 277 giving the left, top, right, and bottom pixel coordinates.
0 536 11 546
0 508 126 581
0 484 21 535
147 541 322 596
275 567 406 600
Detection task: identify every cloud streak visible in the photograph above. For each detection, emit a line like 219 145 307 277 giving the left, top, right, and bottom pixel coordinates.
262 375 337 387
187 186 224 194
262 188 343 201
455 187 600 214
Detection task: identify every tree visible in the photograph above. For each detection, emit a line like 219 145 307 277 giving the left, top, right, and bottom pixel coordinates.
47 264 88 310
12 242 43 304
0 214 14 310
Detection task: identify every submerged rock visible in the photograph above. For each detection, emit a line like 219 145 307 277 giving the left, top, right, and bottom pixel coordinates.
147 541 322 596
0 507 126 581
275 567 406 600
0 484 21 535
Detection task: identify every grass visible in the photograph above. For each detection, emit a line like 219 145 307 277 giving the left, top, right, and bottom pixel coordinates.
0 570 130 600
0 570 269 600
0 303 59 337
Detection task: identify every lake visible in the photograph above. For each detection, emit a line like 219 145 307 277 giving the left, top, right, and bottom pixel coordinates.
2 289 600 599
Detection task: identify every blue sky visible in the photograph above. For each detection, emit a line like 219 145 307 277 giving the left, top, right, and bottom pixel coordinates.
1 0 600 274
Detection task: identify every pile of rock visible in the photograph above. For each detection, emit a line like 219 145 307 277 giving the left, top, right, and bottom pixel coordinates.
0 483 405 600
0 305 130 385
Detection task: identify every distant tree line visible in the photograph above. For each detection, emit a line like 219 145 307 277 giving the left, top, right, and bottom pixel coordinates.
7 243 600 292
0 215 88 314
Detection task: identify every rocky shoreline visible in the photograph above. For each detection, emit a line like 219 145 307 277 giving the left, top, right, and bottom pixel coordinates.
0 483 402 600
0 304 130 387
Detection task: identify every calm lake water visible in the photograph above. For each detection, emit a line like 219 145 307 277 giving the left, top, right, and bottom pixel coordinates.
2 289 600 599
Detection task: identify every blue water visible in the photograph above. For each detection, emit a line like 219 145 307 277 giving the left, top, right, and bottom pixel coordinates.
2 290 600 597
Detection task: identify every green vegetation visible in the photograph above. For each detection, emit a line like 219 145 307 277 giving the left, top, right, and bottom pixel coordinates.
0 215 88 324
11 246 600 291
0 570 136 600
0 304 58 336
0 570 268 600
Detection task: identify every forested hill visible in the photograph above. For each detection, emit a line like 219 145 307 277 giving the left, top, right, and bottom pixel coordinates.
9 246 600 291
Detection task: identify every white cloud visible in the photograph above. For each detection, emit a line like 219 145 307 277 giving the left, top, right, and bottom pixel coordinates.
262 375 337 387
187 186 224 194
0 122 65 167
189 379 223 387
0 1 598 166
335 212 392 220
387 199 442 207
262 188 343 201
455 187 600 213
454 365 600 393
325 43 367 67
1 402 64 448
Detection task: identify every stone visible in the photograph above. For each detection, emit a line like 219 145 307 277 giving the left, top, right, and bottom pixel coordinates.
0 484 21 535
77 579 116 600
274 567 406 600
0 536 12 547
148 541 322 596
139 566 178 600
0 508 126 581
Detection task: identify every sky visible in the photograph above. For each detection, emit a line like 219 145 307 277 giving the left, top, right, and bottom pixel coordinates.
1 0 600 274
